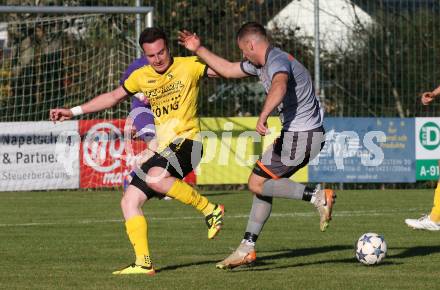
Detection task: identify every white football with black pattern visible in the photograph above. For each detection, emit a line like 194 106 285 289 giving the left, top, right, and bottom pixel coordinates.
355 232 387 265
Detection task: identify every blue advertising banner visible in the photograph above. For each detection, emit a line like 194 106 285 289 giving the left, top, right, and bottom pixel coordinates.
309 118 415 183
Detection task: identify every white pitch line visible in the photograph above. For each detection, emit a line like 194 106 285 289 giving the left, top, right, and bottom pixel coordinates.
0 208 425 228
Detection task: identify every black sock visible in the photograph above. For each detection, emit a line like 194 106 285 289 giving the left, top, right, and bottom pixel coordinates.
302 186 315 201
243 232 259 244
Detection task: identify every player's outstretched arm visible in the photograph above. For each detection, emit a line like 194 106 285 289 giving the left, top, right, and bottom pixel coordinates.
421 85 440 106
49 86 128 122
178 30 247 79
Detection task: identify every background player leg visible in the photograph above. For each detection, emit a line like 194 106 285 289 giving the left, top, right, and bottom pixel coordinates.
423 161 440 227
405 174 440 231
430 183 440 223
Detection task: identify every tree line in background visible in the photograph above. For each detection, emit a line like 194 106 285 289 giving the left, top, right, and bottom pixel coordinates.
0 0 439 121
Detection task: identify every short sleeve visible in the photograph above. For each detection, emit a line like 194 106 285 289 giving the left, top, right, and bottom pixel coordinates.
267 56 291 81
240 60 258 76
123 70 141 95
188 56 207 79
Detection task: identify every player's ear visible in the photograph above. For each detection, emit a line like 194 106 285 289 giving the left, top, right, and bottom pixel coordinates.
248 40 254 51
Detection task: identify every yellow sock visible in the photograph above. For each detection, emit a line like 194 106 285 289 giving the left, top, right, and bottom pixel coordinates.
167 179 215 216
125 215 152 267
430 183 440 222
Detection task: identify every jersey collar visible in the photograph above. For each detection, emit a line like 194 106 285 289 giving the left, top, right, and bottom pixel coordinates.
255 45 274 68
263 45 274 66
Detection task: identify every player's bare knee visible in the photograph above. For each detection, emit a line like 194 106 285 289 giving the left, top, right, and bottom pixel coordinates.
249 183 263 195
248 177 263 195
121 186 146 211
120 194 133 211
248 172 270 194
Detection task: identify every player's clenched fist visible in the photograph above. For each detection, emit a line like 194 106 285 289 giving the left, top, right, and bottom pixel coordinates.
49 108 73 122
421 92 435 106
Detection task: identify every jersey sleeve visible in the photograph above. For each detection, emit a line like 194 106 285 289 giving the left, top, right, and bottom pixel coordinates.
186 56 207 79
240 60 258 76
267 56 291 81
182 56 208 80
122 69 141 95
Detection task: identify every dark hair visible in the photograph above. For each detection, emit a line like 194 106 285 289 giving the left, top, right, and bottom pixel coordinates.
236 22 267 40
139 27 168 47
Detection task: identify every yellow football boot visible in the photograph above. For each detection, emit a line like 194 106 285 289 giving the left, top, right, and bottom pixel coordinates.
205 204 225 239
112 263 155 275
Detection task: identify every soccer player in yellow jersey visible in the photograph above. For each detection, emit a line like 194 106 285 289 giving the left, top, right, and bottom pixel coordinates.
49 28 225 275
405 85 440 231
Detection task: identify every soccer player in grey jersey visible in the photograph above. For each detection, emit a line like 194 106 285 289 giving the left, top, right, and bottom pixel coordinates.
179 22 336 269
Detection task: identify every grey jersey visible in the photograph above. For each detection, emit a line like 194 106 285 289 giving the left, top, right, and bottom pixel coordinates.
241 47 323 131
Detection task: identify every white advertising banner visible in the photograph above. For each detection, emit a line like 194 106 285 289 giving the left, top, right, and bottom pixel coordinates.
415 118 440 180
0 121 80 191
415 117 440 159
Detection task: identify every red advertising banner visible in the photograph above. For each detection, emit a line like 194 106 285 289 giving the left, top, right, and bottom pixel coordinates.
79 119 195 189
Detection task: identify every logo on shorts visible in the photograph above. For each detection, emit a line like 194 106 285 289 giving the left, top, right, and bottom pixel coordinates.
420 122 440 150
148 79 156 83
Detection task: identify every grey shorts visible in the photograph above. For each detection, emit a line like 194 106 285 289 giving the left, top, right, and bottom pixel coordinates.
253 126 325 179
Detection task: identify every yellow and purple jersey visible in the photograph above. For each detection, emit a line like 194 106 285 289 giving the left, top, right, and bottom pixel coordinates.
123 56 207 150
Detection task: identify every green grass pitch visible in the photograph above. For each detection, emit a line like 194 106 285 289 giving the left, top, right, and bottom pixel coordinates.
1 188 439 289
